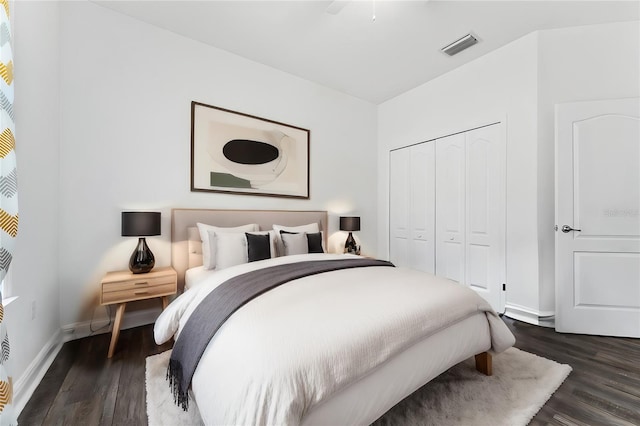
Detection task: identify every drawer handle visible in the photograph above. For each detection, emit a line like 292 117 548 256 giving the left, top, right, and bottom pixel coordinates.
134 281 149 286
134 291 149 295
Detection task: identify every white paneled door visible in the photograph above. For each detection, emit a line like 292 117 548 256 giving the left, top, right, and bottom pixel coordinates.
556 98 640 337
465 125 506 311
389 143 435 273
389 148 410 267
435 133 466 284
409 143 436 273
435 124 506 311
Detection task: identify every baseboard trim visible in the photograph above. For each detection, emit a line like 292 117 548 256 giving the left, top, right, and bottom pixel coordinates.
504 303 555 328
14 329 63 417
61 306 161 342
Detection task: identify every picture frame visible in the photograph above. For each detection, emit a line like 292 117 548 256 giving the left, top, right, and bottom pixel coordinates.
190 101 310 199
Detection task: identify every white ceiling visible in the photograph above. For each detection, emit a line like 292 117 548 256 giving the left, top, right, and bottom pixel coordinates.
94 1 639 104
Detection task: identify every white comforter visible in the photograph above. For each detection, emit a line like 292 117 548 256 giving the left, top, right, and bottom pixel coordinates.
155 254 515 425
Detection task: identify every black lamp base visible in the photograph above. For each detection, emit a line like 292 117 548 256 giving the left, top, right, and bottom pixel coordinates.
129 237 155 274
344 232 358 254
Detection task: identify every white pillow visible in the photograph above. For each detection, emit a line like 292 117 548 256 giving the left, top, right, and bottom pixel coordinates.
213 232 248 270
272 223 320 256
280 232 309 256
197 223 258 269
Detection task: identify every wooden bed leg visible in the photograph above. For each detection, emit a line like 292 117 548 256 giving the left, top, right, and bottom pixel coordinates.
475 352 492 376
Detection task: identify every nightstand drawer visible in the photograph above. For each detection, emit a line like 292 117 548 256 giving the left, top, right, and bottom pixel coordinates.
101 282 176 304
102 275 175 293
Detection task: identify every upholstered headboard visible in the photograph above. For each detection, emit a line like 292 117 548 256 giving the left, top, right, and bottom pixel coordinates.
171 208 328 291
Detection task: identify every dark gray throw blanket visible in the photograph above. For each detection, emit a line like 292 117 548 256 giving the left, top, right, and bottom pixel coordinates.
168 258 394 410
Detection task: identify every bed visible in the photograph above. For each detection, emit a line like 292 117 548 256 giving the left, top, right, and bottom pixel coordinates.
155 208 515 425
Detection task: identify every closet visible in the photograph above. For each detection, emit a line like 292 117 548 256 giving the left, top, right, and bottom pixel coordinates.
389 123 505 311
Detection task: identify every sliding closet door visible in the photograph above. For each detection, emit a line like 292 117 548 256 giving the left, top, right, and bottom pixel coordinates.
435 133 466 283
391 123 504 311
435 124 505 311
389 148 410 267
409 143 435 273
389 143 435 271
464 125 505 311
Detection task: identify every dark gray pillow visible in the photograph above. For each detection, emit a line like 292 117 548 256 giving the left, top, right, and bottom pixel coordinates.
245 232 271 262
306 232 324 253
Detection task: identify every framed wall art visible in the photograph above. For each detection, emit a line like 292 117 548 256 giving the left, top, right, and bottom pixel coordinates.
190 101 310 199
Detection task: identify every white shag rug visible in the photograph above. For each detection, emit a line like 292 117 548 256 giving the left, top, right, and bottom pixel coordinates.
146 347 571 426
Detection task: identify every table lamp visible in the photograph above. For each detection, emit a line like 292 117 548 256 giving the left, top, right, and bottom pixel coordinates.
121 211 161 274
339 216 360 254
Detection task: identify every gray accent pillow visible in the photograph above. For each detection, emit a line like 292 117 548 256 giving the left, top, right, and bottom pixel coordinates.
280 232 309 256
213 232 248 270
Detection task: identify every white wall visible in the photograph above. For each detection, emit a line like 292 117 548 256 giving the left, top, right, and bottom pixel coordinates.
57 1 378 333
378 33 540 314
378 20 640 323
7 1 62 412
536 20 640 313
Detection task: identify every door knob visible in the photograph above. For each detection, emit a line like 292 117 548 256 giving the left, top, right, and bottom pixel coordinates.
561 225 581 233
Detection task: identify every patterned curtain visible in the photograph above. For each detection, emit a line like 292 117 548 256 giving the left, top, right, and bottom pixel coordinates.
0 0 17 424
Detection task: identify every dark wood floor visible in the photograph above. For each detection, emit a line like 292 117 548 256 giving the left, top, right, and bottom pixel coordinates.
18 326 172 425
18 317 640 425
505 318 640 426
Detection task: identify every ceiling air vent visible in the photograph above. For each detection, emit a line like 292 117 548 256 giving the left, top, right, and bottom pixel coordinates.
441 33 478 56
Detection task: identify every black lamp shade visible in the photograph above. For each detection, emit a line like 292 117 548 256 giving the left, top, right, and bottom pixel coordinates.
339 216 361 232
121 212 161 237
122 212 161 274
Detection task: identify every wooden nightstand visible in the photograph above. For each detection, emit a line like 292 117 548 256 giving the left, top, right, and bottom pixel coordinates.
100 266 177 358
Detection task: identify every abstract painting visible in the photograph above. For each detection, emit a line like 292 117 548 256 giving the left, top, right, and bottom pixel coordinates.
191 102 310 199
